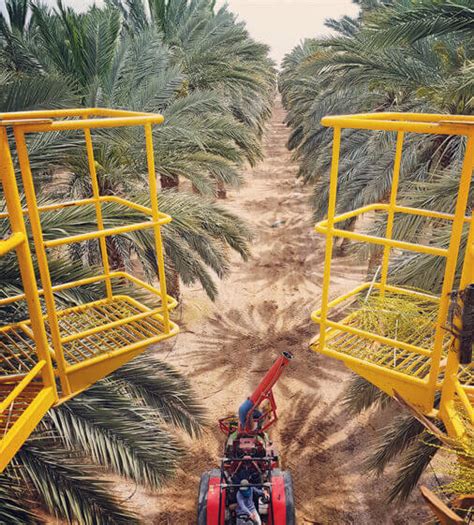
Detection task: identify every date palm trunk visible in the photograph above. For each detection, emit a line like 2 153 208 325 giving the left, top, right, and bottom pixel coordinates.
166 266 181 301
217 180 227 199
160 174 179 190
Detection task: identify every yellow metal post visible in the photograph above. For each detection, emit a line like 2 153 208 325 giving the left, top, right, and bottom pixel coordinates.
13 128 72 395
380 131 405 296
427 133 474 404
439 203 474 437
318 127 341 351
83 126 113 299
144 123 171 333
0 128 56 394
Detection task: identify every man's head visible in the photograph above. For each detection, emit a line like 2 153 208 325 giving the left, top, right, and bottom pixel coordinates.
251 408 263 430
239 479 251 497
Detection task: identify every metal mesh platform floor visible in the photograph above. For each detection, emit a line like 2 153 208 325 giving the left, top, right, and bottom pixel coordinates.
0 325 39 376
0 295 176 454
52 295 173 366
319 326 433 378
0 294 176 387
0 379 44 436
312 291 447 380
458 365 474 388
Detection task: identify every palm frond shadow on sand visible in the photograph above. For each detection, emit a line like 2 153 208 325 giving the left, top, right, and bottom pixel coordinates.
237 226 366 297
186 300 344 390
237 231 323 292
277 392 398 522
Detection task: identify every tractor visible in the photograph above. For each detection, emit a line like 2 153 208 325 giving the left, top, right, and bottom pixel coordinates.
197 351 296 525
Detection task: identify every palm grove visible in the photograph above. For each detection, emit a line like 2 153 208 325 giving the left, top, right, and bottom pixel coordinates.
280 0 473 505
0 0 276 523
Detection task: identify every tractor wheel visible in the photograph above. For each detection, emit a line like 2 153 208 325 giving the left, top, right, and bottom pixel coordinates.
197 472 210 525
197 469 221 525
282 471 295 525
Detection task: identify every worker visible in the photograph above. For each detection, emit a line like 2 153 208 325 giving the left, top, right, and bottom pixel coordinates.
236 479 265 525
234 459 261 485
226 418 239 454
251 408 263 430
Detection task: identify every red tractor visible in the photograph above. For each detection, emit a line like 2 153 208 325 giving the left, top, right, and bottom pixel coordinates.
197 352 296 525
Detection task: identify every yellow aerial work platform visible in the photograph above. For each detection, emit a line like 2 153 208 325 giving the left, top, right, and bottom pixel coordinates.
310 113 474 441
0 109 178 471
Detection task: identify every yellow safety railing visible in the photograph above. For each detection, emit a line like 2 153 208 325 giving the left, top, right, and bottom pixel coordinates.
0 108 179 471
310 113 474 436
0 125 57 471
439 207 474 441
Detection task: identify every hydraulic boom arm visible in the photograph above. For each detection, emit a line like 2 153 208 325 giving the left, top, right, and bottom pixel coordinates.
238 351 293 432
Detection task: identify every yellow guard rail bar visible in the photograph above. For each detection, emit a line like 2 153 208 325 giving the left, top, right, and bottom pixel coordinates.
310 112 474 440
0 108 179 471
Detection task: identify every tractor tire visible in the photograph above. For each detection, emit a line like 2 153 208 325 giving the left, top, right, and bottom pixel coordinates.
197 469 221 525
197 472 210 525
282 471 295 525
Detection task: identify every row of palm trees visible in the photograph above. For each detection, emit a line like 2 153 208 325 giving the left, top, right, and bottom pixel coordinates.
280 0 472 289
2 0 276 298
0 1 275 522
279 0 472 505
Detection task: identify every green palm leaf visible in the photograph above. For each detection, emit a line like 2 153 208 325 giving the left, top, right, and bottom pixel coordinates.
49 380 183 488
0 473 38 525
343 374 392 415
17 439 140 525
114 355 208 437
367 0 474 46
387 431 440 502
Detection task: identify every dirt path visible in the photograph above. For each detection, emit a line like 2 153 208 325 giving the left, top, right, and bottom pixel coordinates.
134 100 429 524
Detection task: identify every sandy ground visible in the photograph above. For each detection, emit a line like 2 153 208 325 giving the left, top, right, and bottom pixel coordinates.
130 101 431 524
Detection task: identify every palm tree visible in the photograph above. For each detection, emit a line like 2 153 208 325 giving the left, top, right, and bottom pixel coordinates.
109 0 276 197
28 1 264 295
28 3 261 189
111 0 276 140
281 33 469 218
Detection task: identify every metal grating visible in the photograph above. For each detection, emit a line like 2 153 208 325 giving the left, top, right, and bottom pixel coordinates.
458 365 474 388
320 327 433 378
54 296 168 365
0 295 172 449
0 327 47 444
313 291 450 380
0 379 44 437
0 326 39 376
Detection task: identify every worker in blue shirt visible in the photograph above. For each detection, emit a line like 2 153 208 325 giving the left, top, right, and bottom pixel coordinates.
236 479 266 524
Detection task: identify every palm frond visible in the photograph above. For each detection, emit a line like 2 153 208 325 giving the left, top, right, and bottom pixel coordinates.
17 439 140 525
366 0 474 47
364 412 427 475
0 473 39 525
113 354 207 437
387 430 440 502
343 374 392 415
48 380 183 488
